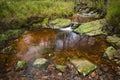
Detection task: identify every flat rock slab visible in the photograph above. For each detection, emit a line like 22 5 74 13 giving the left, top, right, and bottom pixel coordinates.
74 19 107 36
70 57 97 76
50 18 71 29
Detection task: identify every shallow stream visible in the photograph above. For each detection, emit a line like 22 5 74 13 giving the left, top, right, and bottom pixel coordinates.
0 28 118 79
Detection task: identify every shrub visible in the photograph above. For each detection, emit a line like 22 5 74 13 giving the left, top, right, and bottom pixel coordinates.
106 0 120 30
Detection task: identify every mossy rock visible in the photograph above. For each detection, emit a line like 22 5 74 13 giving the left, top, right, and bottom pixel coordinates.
55 64 66 72
74 19 107 36
70 57 97 76
33 58 49 69
104 46 117 60
15 60 26 71
107 35 120 48
50 18 71 29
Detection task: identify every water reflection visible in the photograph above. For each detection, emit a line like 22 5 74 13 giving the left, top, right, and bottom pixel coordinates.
1 29 117 79
54 31 96 51
14 29 107 64
55 32 80 50
16 29 56 61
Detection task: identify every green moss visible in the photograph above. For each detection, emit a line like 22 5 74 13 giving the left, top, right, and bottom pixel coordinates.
55 64 66 72
74 19 107 36
40 18 49 27
15 60 26 71
106 0 120 29
0 29 23 43
104 46 117 60
70 57 97 76
50 18 71 28
0 34 8 42
41 18 49 24
33 58 49 69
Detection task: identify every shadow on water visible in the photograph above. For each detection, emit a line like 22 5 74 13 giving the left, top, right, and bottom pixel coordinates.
0 29 117 79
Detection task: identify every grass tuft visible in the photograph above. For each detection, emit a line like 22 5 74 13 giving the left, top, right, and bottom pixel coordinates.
0 0 74 20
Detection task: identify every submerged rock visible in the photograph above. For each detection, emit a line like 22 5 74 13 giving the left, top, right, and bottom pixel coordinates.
107 35 120 48
74 19 107 36
33 58 49 69
50 18 71 29
55 64 67 72
104 46 117 60
15 60 26 71
70 57 97 76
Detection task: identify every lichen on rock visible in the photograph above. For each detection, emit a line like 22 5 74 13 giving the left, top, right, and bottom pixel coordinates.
33 58 49 69
107 35 120 48
104 46 117 60
70 57 97 76
74 19 107 36
50 18 71 29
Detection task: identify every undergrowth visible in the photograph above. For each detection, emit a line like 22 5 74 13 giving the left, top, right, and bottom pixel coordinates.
106 0 120 29
0 0 74 20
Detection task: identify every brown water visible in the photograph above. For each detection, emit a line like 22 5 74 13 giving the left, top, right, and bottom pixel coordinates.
0 29 117 79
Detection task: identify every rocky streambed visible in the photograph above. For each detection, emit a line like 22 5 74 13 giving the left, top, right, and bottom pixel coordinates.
0 6 120 80
0 27 120 80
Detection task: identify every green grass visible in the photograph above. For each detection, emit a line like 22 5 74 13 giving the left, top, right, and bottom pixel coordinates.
0 0 74 20
0 29 23 44
0 0 74 30
106 0 120 28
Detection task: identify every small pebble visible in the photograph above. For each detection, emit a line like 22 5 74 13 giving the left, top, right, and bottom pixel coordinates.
101 67 108 72
91 72 96 78
58 73 62 76
117 72 120 76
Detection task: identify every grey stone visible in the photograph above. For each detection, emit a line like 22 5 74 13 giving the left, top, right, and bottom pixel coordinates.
33 58 49 69
70 57 97 76
58 72 62 76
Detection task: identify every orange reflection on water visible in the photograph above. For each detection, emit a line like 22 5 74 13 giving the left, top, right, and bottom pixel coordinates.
0 29 117 80
16 29 56 61
15 29 109 65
